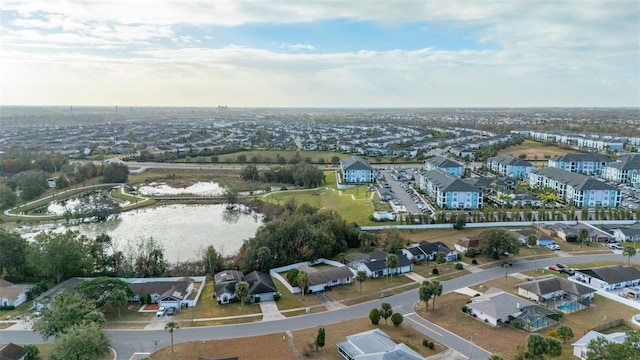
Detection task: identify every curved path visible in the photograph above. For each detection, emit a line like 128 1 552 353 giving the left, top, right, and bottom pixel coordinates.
2 253 638 359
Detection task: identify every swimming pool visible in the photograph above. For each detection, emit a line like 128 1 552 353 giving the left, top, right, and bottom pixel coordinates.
557 301 579 312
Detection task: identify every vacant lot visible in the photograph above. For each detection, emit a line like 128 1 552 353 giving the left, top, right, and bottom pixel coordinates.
500 139 578 161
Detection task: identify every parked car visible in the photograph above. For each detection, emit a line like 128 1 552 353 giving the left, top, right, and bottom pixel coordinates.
166 307 176 316
547 244 561 251
610 243 623 250
560 268 575 275
556 263 567 269
156 307 166 317
548 266 558 271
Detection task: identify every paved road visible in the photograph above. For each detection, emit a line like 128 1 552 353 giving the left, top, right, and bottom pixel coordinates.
3 253 637 359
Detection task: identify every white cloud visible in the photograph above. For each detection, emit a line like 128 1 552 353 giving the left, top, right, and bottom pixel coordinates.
0 0 637 106
280 43 315 51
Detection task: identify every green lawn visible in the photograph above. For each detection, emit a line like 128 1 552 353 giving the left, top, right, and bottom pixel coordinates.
272 277 322 311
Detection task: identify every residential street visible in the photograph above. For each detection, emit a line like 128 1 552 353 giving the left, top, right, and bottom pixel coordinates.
2 253 637 359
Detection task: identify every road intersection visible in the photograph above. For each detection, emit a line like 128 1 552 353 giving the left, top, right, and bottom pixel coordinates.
2 253 638 359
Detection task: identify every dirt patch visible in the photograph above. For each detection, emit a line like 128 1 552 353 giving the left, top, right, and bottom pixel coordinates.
142 303 159 311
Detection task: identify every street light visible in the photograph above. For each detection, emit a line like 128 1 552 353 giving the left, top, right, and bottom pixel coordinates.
469 332 478 360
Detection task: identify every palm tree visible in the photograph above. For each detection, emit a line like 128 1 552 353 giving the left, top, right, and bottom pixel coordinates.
165 321 179 353
356 271 367 293
623 246 637 265
430 280 443 309
527 235 538 272
385 254 398 283
579 228 589 247
110 288 128 318
296 271 309 300
419 281 433 310
234 281 250 309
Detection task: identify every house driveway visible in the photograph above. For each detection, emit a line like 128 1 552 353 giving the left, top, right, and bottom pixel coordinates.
259 300 285 321
403 272 427 283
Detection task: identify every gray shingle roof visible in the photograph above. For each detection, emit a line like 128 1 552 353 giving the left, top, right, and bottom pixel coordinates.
576 265 640 285
299 266 354 286
423 169 480 193
532 167 617 191
607 154 640 171
340 156 373 171
550 153 611 163
488 154 533 167
337 329 423 360
517 276 595 297
469 287 536 319
426 156 463 169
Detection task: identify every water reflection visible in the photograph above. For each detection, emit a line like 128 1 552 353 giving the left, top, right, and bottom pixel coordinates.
10 204 261 263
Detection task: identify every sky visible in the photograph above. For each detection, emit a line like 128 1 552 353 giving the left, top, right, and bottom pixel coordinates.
1 0 639 107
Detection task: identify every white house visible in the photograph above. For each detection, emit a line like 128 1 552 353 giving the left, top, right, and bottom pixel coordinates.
353 251 413 278
338 329 423 360
299 265 355 293
572 331 627 360
572 265 640 291
467 287 537 326
0 279 31 308
401 241 458 263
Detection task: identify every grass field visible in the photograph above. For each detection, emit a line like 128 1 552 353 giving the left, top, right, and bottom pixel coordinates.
499 139 579 162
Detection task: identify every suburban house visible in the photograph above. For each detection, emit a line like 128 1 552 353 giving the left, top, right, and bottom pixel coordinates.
0 343 27 360
572 265 640 290
602 154 640 183
340 156 374 183
454 236 480 254
607 223 640 243
572 330 628 360
528 167 622 207
337 329 423 360
486 154 533 179
547 153 612 175
467 287 558 331
554 223 613 243
516 276 595 310
402 241 458 263
213 270 278 304
351 251 413 278
419 169 483 209
0 279 31 308
126 276 206 309
424 156 464 178
297 265 355 293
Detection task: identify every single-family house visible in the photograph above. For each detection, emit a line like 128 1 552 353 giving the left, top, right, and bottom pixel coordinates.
402 241 458 263
213 270 278 304
424 156 464 178
555 223 613 243
298 265 355 293
353 251 413 278
0 279 31 308
572 265 640 290
454 236 480 254
467 287 557 330
128 277 200 309
517 276 595 310
572 331 627 360
547 153 612 175
486 155 533 179
337 329 423 360
607 223 640 243
0 343 27 360
340 156 374 183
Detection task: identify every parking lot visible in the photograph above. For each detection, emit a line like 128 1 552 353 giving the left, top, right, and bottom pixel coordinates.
377 168 433 216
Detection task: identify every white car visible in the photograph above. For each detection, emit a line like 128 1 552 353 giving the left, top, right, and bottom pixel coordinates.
156 307 166 317
610 243 623 250
546 244 561 251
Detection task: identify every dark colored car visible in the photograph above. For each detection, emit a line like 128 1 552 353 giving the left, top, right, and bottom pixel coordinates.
166 307 176 316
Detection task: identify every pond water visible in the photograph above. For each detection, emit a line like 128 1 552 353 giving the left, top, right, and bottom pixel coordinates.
9 204 262 263
137 181 225 196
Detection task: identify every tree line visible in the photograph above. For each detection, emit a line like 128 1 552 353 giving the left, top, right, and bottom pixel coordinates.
240 163 326 188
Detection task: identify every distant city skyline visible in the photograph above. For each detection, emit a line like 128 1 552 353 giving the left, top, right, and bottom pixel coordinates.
1 1 638 107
